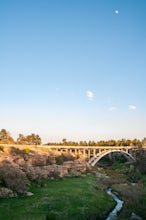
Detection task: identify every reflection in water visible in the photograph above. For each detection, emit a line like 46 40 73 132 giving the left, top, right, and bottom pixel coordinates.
106 188 124 220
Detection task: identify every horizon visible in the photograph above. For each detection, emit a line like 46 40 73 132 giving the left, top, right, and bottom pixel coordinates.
1 0 146 143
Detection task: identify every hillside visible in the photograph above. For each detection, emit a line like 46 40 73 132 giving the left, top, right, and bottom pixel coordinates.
0 145 88 197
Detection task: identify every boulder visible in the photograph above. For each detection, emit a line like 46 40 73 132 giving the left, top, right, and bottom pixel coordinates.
26 192 34 196
130 212 142 220
0 187 17 198
63 161 74 168
56 165 68 177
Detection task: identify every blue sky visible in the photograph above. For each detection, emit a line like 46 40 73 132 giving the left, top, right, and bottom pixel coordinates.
0 0 146 143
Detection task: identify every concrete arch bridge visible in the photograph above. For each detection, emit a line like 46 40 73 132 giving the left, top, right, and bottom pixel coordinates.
48 145 137 166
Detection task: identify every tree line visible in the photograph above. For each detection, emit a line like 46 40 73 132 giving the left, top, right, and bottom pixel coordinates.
0 129 41 145
47 138 145 147
0 128 146 146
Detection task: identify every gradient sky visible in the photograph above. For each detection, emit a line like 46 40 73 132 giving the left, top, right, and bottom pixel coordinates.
1 0 146 143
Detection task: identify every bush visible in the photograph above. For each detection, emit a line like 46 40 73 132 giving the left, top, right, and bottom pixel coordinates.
56 153 75 165
0 146 4 152
48 171 60 179
56 155 65 165
0 162 29 194
10 147 25 156
23 148 31 154
46 212 59 220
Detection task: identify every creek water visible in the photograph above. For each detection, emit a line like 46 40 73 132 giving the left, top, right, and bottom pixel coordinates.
105 188 124 220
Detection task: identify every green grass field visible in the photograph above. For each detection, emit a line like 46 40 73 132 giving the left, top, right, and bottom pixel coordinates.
0 174 114 220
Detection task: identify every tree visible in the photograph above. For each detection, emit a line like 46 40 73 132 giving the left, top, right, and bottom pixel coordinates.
0 129 8 140
107 140 116 146
62 138 67 145
26 133 41 145
97 140 106 146
0 129 15 144
142 137 146 146
34 134 41 145
17 134 27 144
132 139 142 147
17 133 41 145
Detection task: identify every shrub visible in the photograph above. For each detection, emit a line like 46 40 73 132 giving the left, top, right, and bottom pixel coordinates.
46 156 53 165
10 147 25 156
56 155 65 165
0 162 29 194
23 148 31 154
48 171 60 179
46 212 59 220
0 146 4 152
56 153 75 165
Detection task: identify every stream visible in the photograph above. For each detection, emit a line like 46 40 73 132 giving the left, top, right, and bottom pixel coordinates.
105 188 124 220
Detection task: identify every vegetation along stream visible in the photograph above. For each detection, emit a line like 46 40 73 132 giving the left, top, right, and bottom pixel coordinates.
96 150 146 220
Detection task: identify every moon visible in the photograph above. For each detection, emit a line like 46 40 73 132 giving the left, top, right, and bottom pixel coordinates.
115 10 119 14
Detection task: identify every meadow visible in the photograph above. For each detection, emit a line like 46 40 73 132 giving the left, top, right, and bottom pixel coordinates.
0 173 114 220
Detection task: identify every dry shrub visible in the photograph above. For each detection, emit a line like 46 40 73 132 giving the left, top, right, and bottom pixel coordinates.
23 148 31 154
46 156 54 165
48 171 60 179
0 161 29 194
0 146 4 152
56 153 75 165
10 147 26 156
31 155 48 166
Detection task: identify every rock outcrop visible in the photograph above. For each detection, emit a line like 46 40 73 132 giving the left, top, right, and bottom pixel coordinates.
0 146 88 198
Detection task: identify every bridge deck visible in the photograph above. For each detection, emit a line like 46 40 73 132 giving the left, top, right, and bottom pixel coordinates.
0 144 140 150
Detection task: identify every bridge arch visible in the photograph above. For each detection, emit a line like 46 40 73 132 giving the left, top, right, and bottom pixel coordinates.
89 149 136 166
